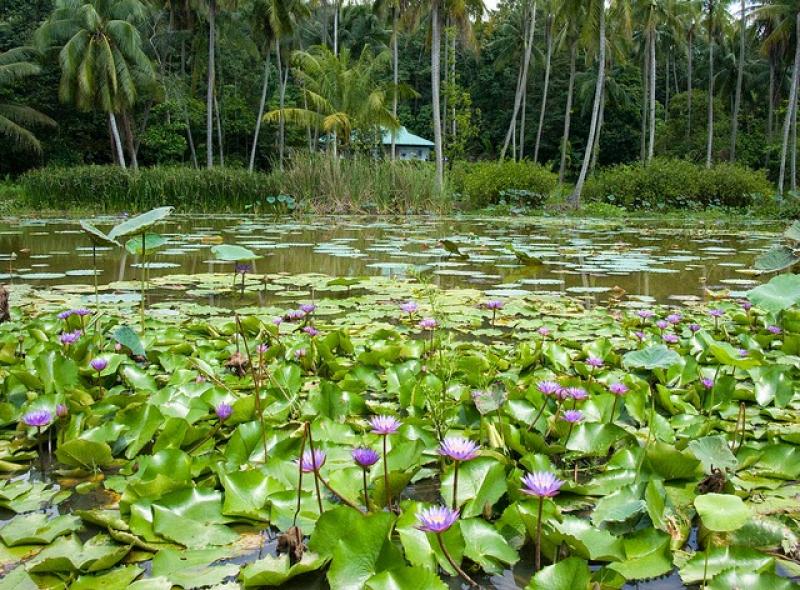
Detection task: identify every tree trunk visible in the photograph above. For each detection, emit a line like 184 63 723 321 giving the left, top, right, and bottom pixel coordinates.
640 33 649 161
431 0 444 189
687 29 693 138
121 111 139 170
730 0 745 162
214 93 224 166
559 41 577 183
706 2 715 168
766 56 776 168
534 12 553 163
778 12 800 194
333 0 339 56
792 87 798 192
519 75 527 161
277 39 287 171
500 0 536 160
391 5 398 160
648 27 656 162
591 78 606 172
109 112 127 170
249 50 272 173
206 0 216 168
569 1 604 207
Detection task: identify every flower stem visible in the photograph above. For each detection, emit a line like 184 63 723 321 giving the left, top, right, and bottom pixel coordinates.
528 400 548 432
609 396 619 423
293 424 307 527
36 426 45 481
535 496 544 571
452 461 459 510
306 424 324 514
383 434 392 511
702 547 709 590
362 467 370 511
436 532 478 588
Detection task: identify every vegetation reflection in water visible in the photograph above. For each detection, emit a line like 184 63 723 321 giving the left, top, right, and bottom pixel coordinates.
1 212 800 590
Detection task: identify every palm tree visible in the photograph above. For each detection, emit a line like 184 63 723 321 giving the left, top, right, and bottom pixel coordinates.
35 0 154 168
263 45 400 155
0 48 56 153
247 0 307 172
557 1 583 182
568 0 607 207
730 0 747 161
705 0 717 168
533 0 556 162
431 0 444 187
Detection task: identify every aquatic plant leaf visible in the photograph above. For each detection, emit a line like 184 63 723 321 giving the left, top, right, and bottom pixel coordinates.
366 566 448 590
440 457 508 518
108 207 174 240
460 518 519 574
695 493 750 532
623 345 681 370
150 548 239 588
56 439 114 469
152 488 238 548
70 565 143 590
210 244 261 261
748 365 794 407
309 506 400 589
0 513 82 546
785 221 800 242
553 516 625 561
687 435 738 473
708 569 798 590
679 546 774 585
79 221 119 247
708 342 760 369
125 233 168 255
608 528 673 581
525 557 591 590
241 552 327 587
747 274 800 313
644 441 702 480
112 325 145 357
0 567 37 590
27 533 130 573
755 246 800 273
219 468 275 521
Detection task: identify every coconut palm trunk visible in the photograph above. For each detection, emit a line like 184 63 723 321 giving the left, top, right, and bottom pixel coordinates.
569 0 604 208
534 11 553 163
249 50 272 173
640 33 649 161
778 12 800 194
705 1 715 168
559 41 577 183
730 0 745 162
431 0 444 189
206 0 216 168
109 112 127 169
391 5 398 160
277 38 287 171
500 0 536 160
647 28 656 162
687 28 693 138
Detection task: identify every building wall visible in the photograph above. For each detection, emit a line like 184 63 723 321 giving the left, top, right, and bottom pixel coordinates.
385 146 431 161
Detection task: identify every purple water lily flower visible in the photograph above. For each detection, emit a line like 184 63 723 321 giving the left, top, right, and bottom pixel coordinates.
57 310 73 320
740 300 753 311
701 378 714 390
709 309 725 318
564 387 588 401
416 506 459 533
352 447 380 468
418 318 437 330
656 320 669 330
195 374 207 384
256 343 269 354
303 326 319 337
369 415 401 435
73 308 93 317
484 300 504 310
666 313 682 325
768 325 783 335
272 317 283 326
56 404 68 418
689 323 702 333
738 348 749 358
400 301 418 314
634 331 646 341
286 309 306 321
299 449 326 473
235 263 251 275
294 348 307 359
521 471 565 498
663 333 679 344
537 380 561 396
562 410 583 424
90 358 108 372
537 327 551 337
59 330 81 346
300 303 316 314
586 357 604 368
439 436 480 462
637 310 655 320
215 402 233 421
609 382 629 396
23 410 52 428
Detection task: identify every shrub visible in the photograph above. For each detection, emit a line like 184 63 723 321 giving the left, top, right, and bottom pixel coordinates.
461 161 557 207
583 158 773 209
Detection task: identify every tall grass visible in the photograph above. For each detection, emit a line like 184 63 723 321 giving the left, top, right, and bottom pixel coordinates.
20 156 453 214
274 153 451 214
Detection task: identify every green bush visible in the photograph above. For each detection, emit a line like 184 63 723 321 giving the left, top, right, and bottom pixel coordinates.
461 161 557 207
584 158 773 209
21 166 282 212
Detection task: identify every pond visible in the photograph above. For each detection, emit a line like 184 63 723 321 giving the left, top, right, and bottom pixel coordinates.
1 212 799 590
0 215 781 306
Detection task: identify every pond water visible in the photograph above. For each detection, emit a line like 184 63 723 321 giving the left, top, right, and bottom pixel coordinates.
0 215 781 307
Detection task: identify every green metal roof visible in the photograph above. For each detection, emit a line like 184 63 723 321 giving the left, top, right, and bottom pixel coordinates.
382 126 434 148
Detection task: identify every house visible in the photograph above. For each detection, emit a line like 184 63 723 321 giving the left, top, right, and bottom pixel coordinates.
382 127 434 161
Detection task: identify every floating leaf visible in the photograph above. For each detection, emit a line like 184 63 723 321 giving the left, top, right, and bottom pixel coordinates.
748 274 800 313
623 345 681 370
210 244 262 261
695 493 750 532
108 207 174 240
